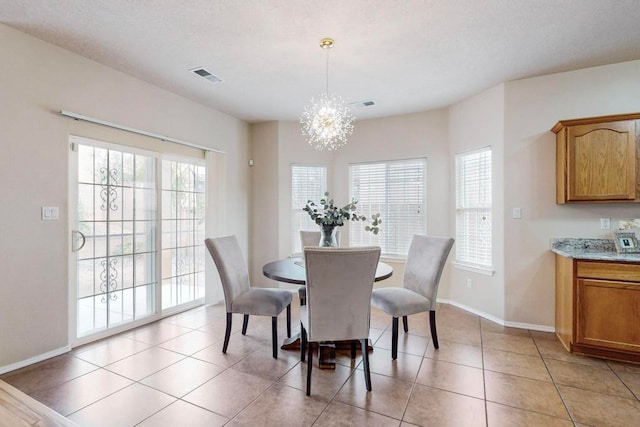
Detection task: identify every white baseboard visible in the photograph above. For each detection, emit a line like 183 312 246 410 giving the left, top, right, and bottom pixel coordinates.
438 298 555 333
0 346 71 375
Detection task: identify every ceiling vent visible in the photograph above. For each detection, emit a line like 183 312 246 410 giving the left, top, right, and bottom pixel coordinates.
190 67 223 84
349 100 376 108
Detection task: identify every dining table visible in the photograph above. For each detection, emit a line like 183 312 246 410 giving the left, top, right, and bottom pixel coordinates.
263 256 393 368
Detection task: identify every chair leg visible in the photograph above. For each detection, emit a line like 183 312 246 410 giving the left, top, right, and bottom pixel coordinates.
350 340 356 359
286 304 291 338
272 316 278 359
300 325 307 362
223 312 232 354
361 339 372 391
403 315 409 333
430 310 439 349
391 317 399 360
242 314 249 335
306 339 313 396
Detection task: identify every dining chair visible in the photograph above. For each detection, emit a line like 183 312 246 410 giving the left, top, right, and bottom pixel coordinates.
298 230 341 305
300 246 381 395
370 235 454 359
205 235 292 359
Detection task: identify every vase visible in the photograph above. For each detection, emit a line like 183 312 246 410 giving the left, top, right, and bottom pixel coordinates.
319 225 338 247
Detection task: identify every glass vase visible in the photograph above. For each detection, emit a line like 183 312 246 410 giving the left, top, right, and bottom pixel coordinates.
319 225 338 247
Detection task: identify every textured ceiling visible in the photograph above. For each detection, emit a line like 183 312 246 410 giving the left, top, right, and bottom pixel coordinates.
2 0 640 123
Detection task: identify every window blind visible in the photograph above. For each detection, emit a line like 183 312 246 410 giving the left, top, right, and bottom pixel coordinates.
455 147 492 269
291 165 327 253
349 158 426 256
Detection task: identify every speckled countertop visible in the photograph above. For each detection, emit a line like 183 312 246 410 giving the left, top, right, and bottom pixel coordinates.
551 238 640 262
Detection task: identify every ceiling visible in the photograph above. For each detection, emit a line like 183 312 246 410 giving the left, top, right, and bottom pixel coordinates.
3 0 640 123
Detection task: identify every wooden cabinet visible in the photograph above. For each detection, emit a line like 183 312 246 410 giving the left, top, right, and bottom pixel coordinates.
555 256 640 362
552 113 640 204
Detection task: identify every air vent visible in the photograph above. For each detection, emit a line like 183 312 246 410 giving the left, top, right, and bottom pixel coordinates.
349 100 376 108
190 67 223 84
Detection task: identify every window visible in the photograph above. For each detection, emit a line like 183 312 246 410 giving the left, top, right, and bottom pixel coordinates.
455 147 492 270
349 158 426 256
291 165 327 253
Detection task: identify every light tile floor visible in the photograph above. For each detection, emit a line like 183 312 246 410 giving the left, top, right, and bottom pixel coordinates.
3 302 640 426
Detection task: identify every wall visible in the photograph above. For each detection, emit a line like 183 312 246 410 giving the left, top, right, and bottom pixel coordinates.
0 24 250 369
503 59 640 327
332 110 452 289
250 110 452 290
448 84 506 321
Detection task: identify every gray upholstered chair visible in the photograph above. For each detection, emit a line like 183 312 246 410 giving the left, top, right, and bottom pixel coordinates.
205 236 292 359
371 235 454 359
298 230 341 305
300 246 381 395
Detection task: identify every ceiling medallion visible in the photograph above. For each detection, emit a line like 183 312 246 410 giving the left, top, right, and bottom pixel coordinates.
300 38 354 151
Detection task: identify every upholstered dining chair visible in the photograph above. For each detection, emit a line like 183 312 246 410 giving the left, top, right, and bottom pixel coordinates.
371 235 454 360
300 246 381 396
298 230 341 305
205 236 292 359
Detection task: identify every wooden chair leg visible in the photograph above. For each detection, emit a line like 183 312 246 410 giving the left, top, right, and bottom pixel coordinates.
242 314 249 335
361 339 372 391
350 340 356 359
300 325 307 362
391 317 399 360
306 339 313 396
272 316 278 359
430 310 439 349
286 304 291 338
403 315 409 333
223 312 232 353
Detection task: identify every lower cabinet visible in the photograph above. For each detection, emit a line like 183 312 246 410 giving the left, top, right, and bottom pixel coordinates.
556 256 640 362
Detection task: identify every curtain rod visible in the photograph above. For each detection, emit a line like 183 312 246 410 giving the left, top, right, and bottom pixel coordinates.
60 110 225 154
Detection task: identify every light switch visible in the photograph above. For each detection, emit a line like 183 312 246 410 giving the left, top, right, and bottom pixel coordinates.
42 206 59 221
600 217 611 230
512 207 522 219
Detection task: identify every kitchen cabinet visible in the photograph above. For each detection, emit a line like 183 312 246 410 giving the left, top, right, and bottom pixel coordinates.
555 255 640 362
552 113 640 204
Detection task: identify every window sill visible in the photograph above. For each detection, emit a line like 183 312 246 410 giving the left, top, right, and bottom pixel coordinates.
452 262 495 276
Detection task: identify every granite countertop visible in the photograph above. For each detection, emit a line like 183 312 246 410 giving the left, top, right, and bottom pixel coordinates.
551 238 640 262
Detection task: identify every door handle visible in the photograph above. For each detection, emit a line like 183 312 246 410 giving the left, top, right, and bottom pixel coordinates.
72 230 86 252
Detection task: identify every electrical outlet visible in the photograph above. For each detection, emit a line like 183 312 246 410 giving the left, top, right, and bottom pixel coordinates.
600 217 611 230
465 278 472 289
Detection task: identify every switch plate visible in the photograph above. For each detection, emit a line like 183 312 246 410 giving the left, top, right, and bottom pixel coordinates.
600 217 611 230
42 206 59 221
512 207 522 219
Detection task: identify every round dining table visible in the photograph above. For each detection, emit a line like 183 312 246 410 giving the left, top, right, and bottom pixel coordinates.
263 257 393 284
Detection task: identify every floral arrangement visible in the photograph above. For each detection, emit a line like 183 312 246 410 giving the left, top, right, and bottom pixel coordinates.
303 192 381 234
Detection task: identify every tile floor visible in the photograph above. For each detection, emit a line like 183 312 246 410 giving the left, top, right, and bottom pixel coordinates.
2 302 640 426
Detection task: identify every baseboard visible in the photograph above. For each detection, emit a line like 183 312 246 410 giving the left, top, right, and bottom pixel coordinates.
437 298 555 333
0 346 71 375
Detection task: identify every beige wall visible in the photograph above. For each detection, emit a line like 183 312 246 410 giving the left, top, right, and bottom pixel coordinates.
448 84 506 321
502 59 640 327
250 110 452 290
0 24 250 369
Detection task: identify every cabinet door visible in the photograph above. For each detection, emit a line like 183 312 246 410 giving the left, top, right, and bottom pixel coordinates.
576 278 640 352
566 121 636 201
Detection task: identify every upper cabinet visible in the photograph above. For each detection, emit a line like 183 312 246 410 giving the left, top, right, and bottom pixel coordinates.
552 113 640 204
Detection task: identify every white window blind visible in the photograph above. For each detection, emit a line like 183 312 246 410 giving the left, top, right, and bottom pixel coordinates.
349 158 426 256
291 165 327 253
455 147 492 269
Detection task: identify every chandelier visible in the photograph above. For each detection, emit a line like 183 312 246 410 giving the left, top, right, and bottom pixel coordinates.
300 38 354 151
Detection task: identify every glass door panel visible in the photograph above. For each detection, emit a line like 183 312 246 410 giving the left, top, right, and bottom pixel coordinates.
74 142 157 337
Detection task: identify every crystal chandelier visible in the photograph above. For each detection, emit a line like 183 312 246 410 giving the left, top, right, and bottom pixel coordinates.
300 38 354 151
